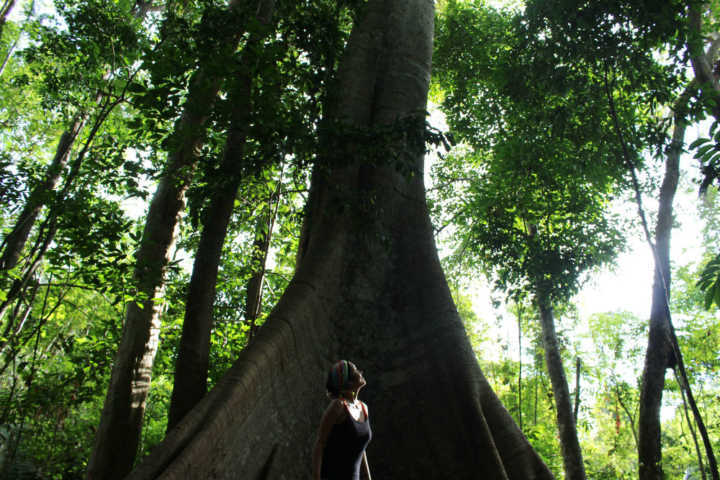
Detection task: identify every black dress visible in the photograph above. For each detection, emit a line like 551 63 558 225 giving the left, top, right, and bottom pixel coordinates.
321 402 372 480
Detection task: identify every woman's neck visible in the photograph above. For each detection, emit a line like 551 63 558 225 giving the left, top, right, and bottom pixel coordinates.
341 391 357 402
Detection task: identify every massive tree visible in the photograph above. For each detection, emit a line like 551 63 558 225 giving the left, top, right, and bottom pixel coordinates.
125 0 552 478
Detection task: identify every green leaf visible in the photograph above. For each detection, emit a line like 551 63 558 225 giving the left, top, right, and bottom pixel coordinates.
697 254 720 309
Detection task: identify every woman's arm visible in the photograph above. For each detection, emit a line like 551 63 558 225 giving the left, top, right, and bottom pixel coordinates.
360 401 371 480
312 400 343 480
361 451 371 480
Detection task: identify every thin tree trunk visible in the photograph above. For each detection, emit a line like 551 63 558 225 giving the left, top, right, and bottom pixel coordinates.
605 56 719 479
245 182 281 340
517 306 523 432
0 121 83 271
0 0 154 270
1 93 118 328
537 297 586 480
676 15 720 476
574 356 581 425
1 69 119 275
0 34 17 77
534 374 538 426
676 370 707 480
0 230 46 328
0 0 33 79
637 83 689 480
165 0 275 431
615 385 639 449
0 277 37 357
125 1 553 478
673 341 719 480
0 0 17 38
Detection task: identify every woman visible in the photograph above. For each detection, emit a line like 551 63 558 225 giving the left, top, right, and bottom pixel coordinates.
312 360 372 480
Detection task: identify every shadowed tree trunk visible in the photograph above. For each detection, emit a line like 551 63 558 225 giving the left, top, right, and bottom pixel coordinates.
87 2 255 478
125 1 553 478
536 295 586 480
166 0 275 430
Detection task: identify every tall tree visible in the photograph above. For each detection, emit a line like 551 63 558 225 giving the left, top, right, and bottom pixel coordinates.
634 84 688 480
125 0 553 478
87 1 259 477
166 0 276 430
430 2 647 477
536 293 587 480
634 75 719 480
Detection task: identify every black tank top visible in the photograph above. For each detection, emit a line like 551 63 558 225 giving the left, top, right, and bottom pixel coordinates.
321 402 372 480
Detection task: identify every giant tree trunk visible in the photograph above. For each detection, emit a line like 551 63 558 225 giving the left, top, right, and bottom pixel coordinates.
536 298 586 480
166 0 275 430
125 1 553 478
87 4 252 478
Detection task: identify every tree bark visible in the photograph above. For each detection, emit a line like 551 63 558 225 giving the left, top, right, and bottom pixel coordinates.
537 298 586 480
166 0 275 431
125 1 553 478
87 3 254 478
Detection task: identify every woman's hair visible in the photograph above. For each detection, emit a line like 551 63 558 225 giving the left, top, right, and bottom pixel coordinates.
326 360 360 398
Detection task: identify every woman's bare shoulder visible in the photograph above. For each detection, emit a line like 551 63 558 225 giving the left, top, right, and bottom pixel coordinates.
323 398 346 419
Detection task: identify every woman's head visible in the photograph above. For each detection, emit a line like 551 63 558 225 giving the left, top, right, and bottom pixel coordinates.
326 360 364 398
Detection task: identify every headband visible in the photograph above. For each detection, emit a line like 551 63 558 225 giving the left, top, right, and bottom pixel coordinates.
330 360 351 391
